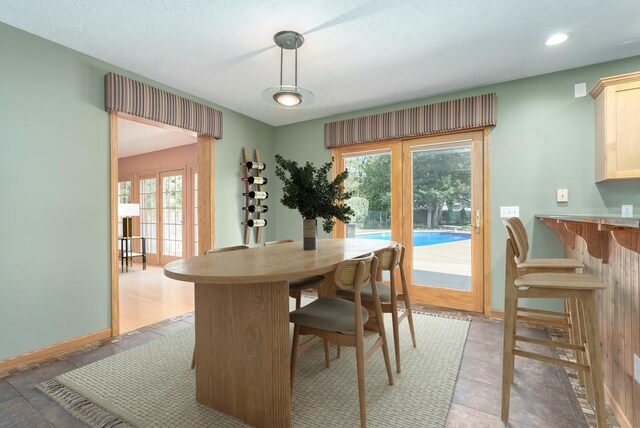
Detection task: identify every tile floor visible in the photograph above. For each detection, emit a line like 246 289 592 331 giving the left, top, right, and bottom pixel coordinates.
0 306 619 428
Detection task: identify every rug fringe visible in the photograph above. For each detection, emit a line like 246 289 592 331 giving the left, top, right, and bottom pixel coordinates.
37 379 129 428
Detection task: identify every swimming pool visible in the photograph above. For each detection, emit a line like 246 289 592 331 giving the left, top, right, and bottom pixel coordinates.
356 231 471 247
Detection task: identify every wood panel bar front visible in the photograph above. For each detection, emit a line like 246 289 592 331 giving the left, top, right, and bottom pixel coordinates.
538 215 640 428
195 280 290 427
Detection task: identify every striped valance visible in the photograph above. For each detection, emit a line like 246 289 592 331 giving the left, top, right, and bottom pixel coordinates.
324 93 496 148
105 72 223 139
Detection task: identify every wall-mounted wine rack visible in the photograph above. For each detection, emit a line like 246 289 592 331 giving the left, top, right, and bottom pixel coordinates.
241 148 267 244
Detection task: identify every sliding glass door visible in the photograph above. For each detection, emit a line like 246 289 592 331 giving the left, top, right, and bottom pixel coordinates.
333 131 486 312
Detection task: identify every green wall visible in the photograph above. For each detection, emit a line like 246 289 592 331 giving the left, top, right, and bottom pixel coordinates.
0 22 275 360
272 56 640 312
2 17 639 361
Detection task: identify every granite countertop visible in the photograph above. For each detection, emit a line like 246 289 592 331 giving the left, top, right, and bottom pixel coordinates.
536 214 640 228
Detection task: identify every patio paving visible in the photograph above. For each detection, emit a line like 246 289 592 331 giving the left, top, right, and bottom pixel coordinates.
413 240 471 291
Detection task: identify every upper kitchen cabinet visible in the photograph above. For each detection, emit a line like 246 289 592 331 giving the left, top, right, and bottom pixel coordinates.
590 71 640 181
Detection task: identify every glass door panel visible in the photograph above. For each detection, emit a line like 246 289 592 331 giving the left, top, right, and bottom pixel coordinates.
117 180 132 237
160 171 184 264
139 177 157 255
343 150 392 239
411 145 472 289
193 171 199 256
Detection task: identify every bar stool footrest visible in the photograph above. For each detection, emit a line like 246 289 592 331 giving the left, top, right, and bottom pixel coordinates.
517 307 570 317
513 348 590 372
516 314 571 329
514 335 585 351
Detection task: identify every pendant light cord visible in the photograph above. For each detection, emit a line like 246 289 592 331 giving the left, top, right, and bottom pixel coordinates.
294 38 298 87
279 46 283 87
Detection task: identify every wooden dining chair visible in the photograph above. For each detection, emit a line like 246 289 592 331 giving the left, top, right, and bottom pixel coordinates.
502 222 608 427
265 239 324 309
336 244 416 373
289 252 394 428
191 244 250 369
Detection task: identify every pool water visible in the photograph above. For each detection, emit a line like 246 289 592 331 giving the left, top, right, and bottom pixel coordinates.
356 231 470 247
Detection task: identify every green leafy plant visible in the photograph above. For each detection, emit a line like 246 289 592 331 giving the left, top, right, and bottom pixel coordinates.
275 154 354 233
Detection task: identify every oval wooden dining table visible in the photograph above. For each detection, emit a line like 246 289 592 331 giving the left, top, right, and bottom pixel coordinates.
164 238 394 427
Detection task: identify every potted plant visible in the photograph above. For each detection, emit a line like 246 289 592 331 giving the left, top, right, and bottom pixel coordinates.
275 154 354 250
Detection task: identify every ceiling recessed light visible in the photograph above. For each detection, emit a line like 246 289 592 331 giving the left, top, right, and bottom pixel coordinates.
545 33 569 46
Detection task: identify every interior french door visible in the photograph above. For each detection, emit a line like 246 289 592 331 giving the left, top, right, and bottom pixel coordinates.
333 130 486 313
159 170 185 265
139 175 158 264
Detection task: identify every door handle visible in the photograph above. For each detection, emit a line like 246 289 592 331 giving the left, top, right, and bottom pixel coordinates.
475 209 481 234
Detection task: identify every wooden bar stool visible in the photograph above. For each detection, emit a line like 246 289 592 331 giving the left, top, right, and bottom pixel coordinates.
502 234 607 427
502 218 589 390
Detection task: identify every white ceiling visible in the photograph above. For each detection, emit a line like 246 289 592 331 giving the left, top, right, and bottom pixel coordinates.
2 1 640 127
118 119 195 158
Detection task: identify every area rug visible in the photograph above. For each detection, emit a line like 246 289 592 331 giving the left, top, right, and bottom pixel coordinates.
38 310 469 428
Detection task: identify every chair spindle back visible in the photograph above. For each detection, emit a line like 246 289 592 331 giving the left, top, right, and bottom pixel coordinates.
334 253 376 293
375 245 400 272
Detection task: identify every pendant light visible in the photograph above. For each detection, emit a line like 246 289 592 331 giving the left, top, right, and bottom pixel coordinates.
262 30 315 108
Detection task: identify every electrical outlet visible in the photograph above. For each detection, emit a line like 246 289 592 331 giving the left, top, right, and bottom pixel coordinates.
635 354 640 383
556 189 569 202
500 206 519 218
622 205 633 218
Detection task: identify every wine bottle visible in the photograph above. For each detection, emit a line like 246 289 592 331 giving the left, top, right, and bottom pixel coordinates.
242 191 268 200
242 176 268 185
242 205 269 213
241 219 267 227
240 161 266 171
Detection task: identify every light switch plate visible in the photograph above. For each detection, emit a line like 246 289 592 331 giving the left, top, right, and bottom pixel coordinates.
500 206 519 218
557 189 569 202
635 354 640 383
622 205 633 218
574 82 587 98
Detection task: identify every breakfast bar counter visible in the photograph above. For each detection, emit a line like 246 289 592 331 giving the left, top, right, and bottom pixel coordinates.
537 214 640 428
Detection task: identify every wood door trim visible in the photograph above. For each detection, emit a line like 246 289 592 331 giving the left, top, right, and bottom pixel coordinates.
483 128 492 316
110 112 120 335
110 112 215 336
402 130 486 313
